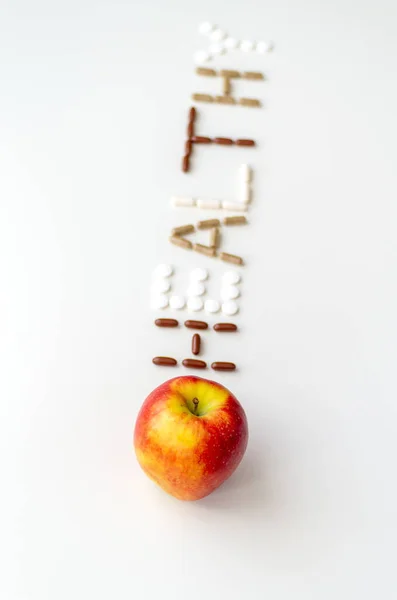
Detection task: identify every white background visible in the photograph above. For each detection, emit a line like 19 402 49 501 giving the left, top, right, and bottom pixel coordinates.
1 1 397 598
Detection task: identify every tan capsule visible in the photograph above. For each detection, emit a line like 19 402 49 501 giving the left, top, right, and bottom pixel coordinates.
242 71 265 80
192 93 214 103
197 218 221 230
196 67 217 77
236 139 256 146
171 224 195 236
194 243 217 258
223 216 248 226
209 227 220 248
169 235 192 250
220 251 244 265
220 69 240 78
215 95 236 105
182 154 190 172
239 98 262 108
223 76 231 96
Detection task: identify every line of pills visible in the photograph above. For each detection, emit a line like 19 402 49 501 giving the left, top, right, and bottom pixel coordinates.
194 68 264 108
194 22 274 63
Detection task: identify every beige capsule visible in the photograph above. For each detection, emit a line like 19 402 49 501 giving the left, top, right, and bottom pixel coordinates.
215 95 236 105
194 243 217 258
220 69 240 78
220 251 244 265
171 224 195 236
242 71 265 80
197 218 221 230
223 76 231 96
239 97 262 108
223 216 248 226
196 67 217 77
209 227 221 248
169 235 193 250
192 93 214 103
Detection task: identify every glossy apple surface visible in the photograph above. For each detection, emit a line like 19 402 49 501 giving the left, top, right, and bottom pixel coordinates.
134 376 248 501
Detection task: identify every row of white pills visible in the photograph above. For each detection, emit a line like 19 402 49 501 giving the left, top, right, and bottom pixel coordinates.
195 22 273 63
153 295 239 316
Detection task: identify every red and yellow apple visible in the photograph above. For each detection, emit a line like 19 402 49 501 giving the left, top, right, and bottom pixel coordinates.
134 375 248 501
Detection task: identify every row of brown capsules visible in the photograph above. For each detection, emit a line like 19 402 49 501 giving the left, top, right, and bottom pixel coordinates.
190 135 256 147
155 319 238 332
152 357 237 371
183 107 197 172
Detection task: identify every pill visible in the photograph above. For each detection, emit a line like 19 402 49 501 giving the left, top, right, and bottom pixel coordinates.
190 267 208 281
221 201 247 212
153 356 177 366
191 136 212 144
155 318 179 328
222 300 239 316
170 295 186 310
192 333 201 355
221 285 240 301
171 196 196 207
153 263 173 278
169 235 192 250
192 93 214 103
242 71 264 80
171 224 195 236
222 271 241 285
240 40 255 52
215 95 236 105
223 215 248 226
220 251 244 266
194 243 217 258
224 37 239 49
210 28 226 42
198 22 214 35
209 42 225 55
241 185 252 204
187 281 206 297
240 164 252 182
196 198 221 209
187 122 194 137
239 98 261 108
256 41 272 53
194 50 211 63
182 155 190 172
182 358 207 369
211 361 236 371
209 227 220 248
213 137 234 145
196 67 217 76
151 294 169 310
187 297 204 312
223 76 231 95
197 218 221 229
184 320 208 330
185 139 193 155
204 298 220 314
220 69 240 78
189 106 197 121
151 279 171 294
236 139 256 146
213 323 238 332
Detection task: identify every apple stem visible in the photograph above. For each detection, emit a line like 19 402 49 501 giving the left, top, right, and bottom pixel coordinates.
192 397 199 415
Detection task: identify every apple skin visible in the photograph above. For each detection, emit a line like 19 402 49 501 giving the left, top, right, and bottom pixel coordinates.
134 376 248 501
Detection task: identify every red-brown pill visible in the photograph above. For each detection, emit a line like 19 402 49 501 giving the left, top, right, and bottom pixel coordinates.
213 137 234 145
189 107 196 122
185 139 192 155
184 320 208 330
211 361 236 371
191 136 212 144
154 318 179 328
192 333 201 355
152 357 178 366
182 358 207 369
187 121 194 138
236 139 256 147
213 323 238 332
182 154 190 172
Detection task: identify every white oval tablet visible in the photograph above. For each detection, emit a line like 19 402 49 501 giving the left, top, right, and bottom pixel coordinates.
240 40 255 52
224 37 239 49
222 270 241 285
187 281 206 297
198 22 214 35
221 285 240 301
208 42 225 55
194 50 211 64
153 263 173 278
190 267 208 281
205 298 220 314
256 40 273 53
151 294 169 310
187 297 204 312
169 295 186 310
222 300 239 316
151 279 171 294
210 28 226 42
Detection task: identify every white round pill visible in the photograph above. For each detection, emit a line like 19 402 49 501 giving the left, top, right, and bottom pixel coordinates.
240 40 255 52
169 295 186 310
222 270 241 285
151 279 171 294
187 281 206 297
151 294 169 310
222 300 239 316
224 37 239 50
190 267 208 281
208 42 225 56
198 22 214 35
187 297 204 312
210 28 226 42
221 285 240 301
194 50 211 64
256 40 270 54
153 263 173 278
205 298 220 314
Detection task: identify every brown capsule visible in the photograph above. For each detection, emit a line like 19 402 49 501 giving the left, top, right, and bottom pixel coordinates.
209 227 220 248
189 106 196 122
197 218 221 230
196 67 217 77
236 139 256 147
219 251 244 265
192 333 201 356
182 154 190 172
211 361 236 371
192 93 214 103
182 358 207 369
242 71 264 80
239 98 262 108
171 224 195 236
187 122 194 138
213 323 238 332
191 136 212 144
154 318 179 328
215 95 236 105
220 69 240 78
223 76 231 96
169 235 192 249
213 137 234 145
194 243 217 258
184 320 208 330
223 216 248 226
153 356 177 366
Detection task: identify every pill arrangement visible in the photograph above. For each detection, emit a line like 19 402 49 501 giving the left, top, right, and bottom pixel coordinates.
194 68 264 108
194 22 274 63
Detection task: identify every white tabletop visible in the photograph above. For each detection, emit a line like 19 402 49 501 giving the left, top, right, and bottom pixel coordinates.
1 1 397 599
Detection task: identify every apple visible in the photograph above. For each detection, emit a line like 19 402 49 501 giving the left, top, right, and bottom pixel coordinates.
134 375 248 501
